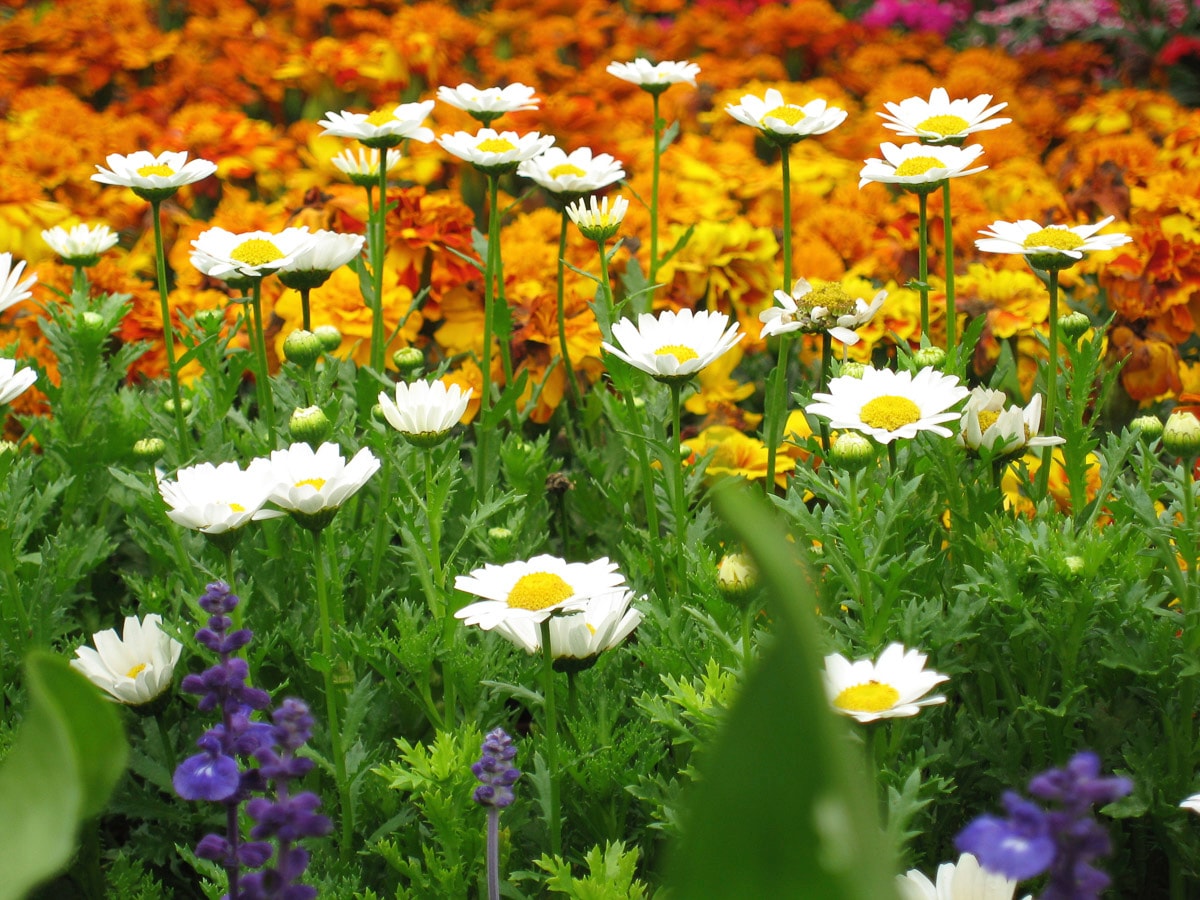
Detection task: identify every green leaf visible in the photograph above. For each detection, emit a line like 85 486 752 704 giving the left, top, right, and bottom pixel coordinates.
0 651 128 900
667 485 900 900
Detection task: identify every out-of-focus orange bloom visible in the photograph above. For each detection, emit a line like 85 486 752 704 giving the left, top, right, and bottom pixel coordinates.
685 425 794 487
686 344 757 422
1002 449 1102 518
1108 325 1183 404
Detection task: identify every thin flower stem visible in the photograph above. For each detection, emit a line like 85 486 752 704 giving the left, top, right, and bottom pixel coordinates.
887 441 898 474
556 210 582 412
1036 269 1060 498
248 281 277 450
669 381 688 582
1182 464 1200 653
649 92 662 289
300 286 312 333
596 238 614 341
150 199 189 453
818 331 833 452
486 807 501 900
311 527 354 862
781 145 793 292
71 265 87 300
539 617 562 858
370 153 388 372
489 175 514 384
365 448 394 609
917 191 930 345
476 175 500 498
622 389 665 594
425 447 445 594
942 180 957 371
764 334 792 494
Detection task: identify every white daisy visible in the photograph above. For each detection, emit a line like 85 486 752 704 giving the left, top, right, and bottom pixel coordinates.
70 614 183 705
1180 793 1200 815
823 642 949 724
0 252 36 315
957 387 1065 455
0 358 37 406
377 379 472 446
858 142 986 191
190 227 315 282
41 223 119 265
331 147 403 187
806 366 969 444
726 89 847 143
602 308 743 384
975 216 1132 271
277 230 366 290
157 460 281 535
879 87 1011 145
437 82 539 122
760 278 886 345
454 554 627 630
490 589 643 669
517 146 625 197
319 100 435 149
897 853 1031 900
607 58 700 90
250 441 381 529
438 128 555 175
91 150 218 200
566 195 629 242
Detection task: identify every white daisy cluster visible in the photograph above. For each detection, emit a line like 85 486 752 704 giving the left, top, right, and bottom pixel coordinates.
190 226 365 286
957 387 1064 456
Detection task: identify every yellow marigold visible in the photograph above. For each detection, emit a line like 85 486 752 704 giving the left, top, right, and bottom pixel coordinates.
1002 449 1101 517
685 343 756 420
1065 88 1182 142
685 425 794 488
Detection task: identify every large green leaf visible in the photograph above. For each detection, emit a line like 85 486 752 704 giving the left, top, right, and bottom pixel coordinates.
0 651 128 900
668 485 901 899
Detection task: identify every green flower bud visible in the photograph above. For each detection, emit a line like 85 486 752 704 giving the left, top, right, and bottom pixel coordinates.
392 346 425 376
371 403 386 423
838 361 867 379
913 346 947 370
717 552 757 596
1163 411 1200 458
163 396 192 416
1058 311 1091 342
289 405 332 449
487 526 513 541
313 324 342 352
193 308 225 334
0 440 19 456
283 329 324 369
1129 414 1163 441
132 437 167 464
829 431 875 472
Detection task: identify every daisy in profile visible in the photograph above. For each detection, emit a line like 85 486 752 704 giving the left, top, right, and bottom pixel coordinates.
41 224 119 267
490 589 644 672
0 252 36 315
603 308 743 384
454 554 627 631
277 230 366 291
331 147 403 187
71 614 183 706
566 195 629 242
760 278 886 345
975 216 1131 272
319 100 435 149
879 87 1011 146
0 358 37 407
897 853 1031 900
806 366 969 444
823 643 949 724
250 441 380 532
607 58 700 91
437 82 539 124
438 128 555 175
859 142 986 192
377 379 472 447
157 460 281 537
957 387 1064 455
517 146 625 199
1181 793 1200 815
726 89 847 144
91 150 217 201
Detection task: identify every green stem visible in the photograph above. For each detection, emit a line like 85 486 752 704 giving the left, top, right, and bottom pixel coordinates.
248 281 276 450
150 199 189 454
365 449 395 609
539 618 562 858
764 334 793 495
622 388 665 595
1183 463 1200 653
476 175 499 498
942 180 957 371
370 155 388 372
649 92 662 289
489 176 513 384
311 527 354 861
597 238 615 340
425 448 444 594
556 210 582 412
300 286 312 333
781 145 793 292
669 381 687 582
818 331 833 452
1036 269 1060 499
71 265 87 300
917 191 930 346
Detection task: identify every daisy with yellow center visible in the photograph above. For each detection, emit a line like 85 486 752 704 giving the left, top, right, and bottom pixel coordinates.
517 146 625 198
806 366 969 444
760 277 887 345
823 643 948 724
70 614 183 706
607 58 700 92
974 216 1132 271
566 194 629 242
437 82 539 124
437 128 555 175
190 227 315 282
602 308 743 384
726 88 847 145
453 555 627 630
157 460 282 535
91 149 217 201
858 142 987 192
879 87 1011 146
250 441 381 531
489 589 644 672
957 387 1065 456
319 100 435 149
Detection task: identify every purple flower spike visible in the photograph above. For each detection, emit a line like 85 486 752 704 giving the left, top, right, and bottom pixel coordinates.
173 751 241 801
956 791 1055 881
473 728 521 809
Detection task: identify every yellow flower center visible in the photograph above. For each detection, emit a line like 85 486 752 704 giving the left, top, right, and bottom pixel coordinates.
655 344 699 363
894 156 945 177
478 137 517 154
764 105 806 126
365 108 397 126
549 163 588 179
126 663 148 679
804 282 856 318
860 395 922 431
231 239 284 267
506 572 574 611
228 502 246 513
586 623 597 635
295 477 327 491
136 164 175 177
1022 228 1085 251
834 680 900 713
916 114 970 136
976 410 1000 433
